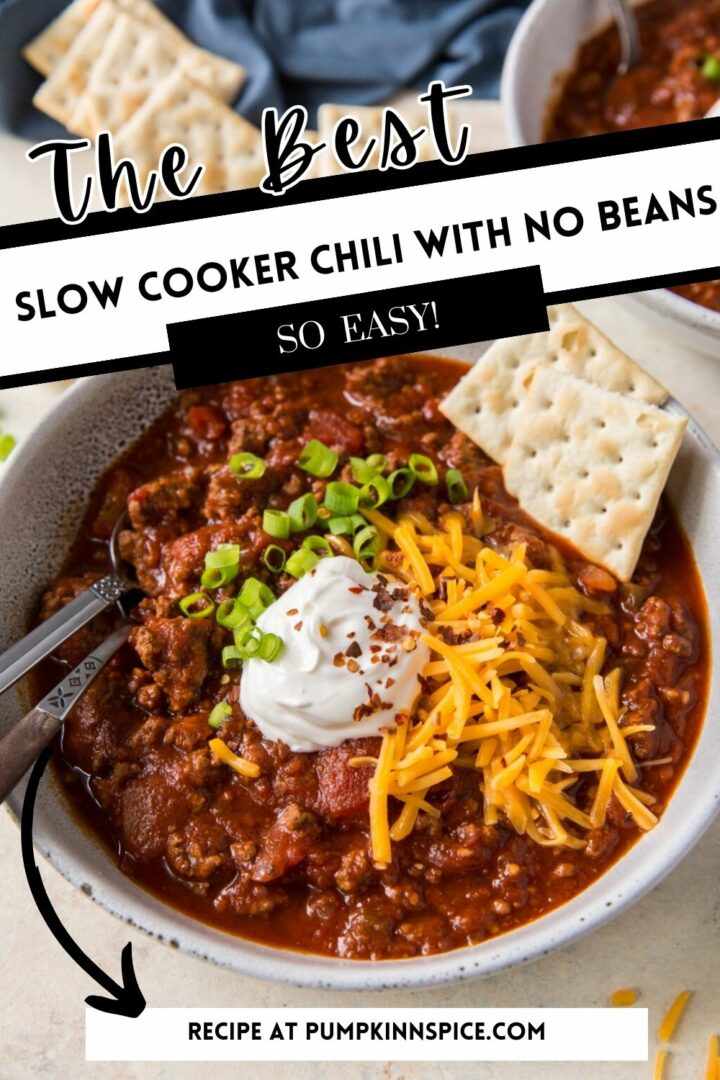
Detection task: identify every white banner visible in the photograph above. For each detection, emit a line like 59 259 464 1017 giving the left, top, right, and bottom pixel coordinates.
85 1007 648 1062
2 134 720 377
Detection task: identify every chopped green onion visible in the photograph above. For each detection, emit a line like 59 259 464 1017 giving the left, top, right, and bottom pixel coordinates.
327 513 366 535
349 453 387 483
258 633 283 662
208 702 232 729
358 474 390 509
324 481 360 515
286 547 319 578
0 434 16 462
263 508 291 539
387 467 415 499
234 624 263 655
221 645 244 669
446 468 469 503
288 492 318 532
216 597 253 631
179 592 215 619
229 452 266 479
408 453 438 485
238 577 275 618
353 525 382 570
205 543 240 569
702 54 720 82
201 543 241 589
298 439 338 478
201 565 238 589
263 544 287 572
302 535 333 557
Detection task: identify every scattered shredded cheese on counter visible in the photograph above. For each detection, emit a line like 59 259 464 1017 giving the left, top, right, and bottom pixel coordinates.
611 988 638 1007
653 1049 668 1080
706 1034 719 1080
658 990 692 1044
361 502 659 865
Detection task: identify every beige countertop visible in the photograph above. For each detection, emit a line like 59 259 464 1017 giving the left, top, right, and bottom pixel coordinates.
0 122 719 1080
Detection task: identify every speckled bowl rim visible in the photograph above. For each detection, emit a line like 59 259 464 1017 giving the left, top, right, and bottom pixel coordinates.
1 362 718 991
500 0 720 350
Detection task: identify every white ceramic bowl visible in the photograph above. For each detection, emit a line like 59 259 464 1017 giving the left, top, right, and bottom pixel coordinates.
501 0 720 352
1 362 719 989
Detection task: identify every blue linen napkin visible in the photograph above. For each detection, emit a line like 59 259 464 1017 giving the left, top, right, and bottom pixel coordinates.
0 0 529 139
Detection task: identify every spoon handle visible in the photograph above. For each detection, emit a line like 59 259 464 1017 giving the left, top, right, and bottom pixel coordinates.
0 624 130 803
0 574 127 698
607 0 642 76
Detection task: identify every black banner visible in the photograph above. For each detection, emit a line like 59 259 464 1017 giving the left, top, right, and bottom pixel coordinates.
169 267 547 388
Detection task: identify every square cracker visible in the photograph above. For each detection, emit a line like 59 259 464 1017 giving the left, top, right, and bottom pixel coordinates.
32 0 117 127
25 0 245 101
502 367 686 581
23 0 103 77
317 102 463 177
67 12 243 137
439 304 668 465
112 67 265 198
29 0 245 131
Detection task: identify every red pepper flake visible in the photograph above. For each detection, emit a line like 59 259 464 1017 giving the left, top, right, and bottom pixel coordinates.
294 621 303 631
286 608 299 617
333 653 346 667
347 658 360 674
370 655 380 664
372 583 395 612
364 615 377 632
419 600 435 621
386 677 396 689
349 585 366 594
346 640 362 659
347 631 356 639
370 644 382 653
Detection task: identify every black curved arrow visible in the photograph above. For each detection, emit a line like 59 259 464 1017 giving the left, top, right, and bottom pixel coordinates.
21 747 146 1018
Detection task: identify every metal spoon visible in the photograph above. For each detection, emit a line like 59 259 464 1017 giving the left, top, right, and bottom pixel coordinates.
0 511 137 697
0 624 131 803
607 0 642 76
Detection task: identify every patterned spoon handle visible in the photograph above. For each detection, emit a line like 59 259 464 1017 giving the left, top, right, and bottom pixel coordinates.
0 624 130 804
0 574 127 698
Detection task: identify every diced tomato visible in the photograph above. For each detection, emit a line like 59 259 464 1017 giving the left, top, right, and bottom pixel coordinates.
188 405 227 441
315 739 377 818
308 409 365 454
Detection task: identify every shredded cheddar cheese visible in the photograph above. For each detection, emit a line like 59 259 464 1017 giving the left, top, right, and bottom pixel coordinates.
611 988 638 1007
653 1049 668 1080
209 738 261 778
362 497 659 865
706 1035 719 1080
658 990 692 1044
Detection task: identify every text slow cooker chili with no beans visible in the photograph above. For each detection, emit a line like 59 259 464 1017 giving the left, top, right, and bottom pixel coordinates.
38 357 708 959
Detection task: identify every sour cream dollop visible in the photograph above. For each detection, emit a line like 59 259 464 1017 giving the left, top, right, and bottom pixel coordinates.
240 555 430 752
